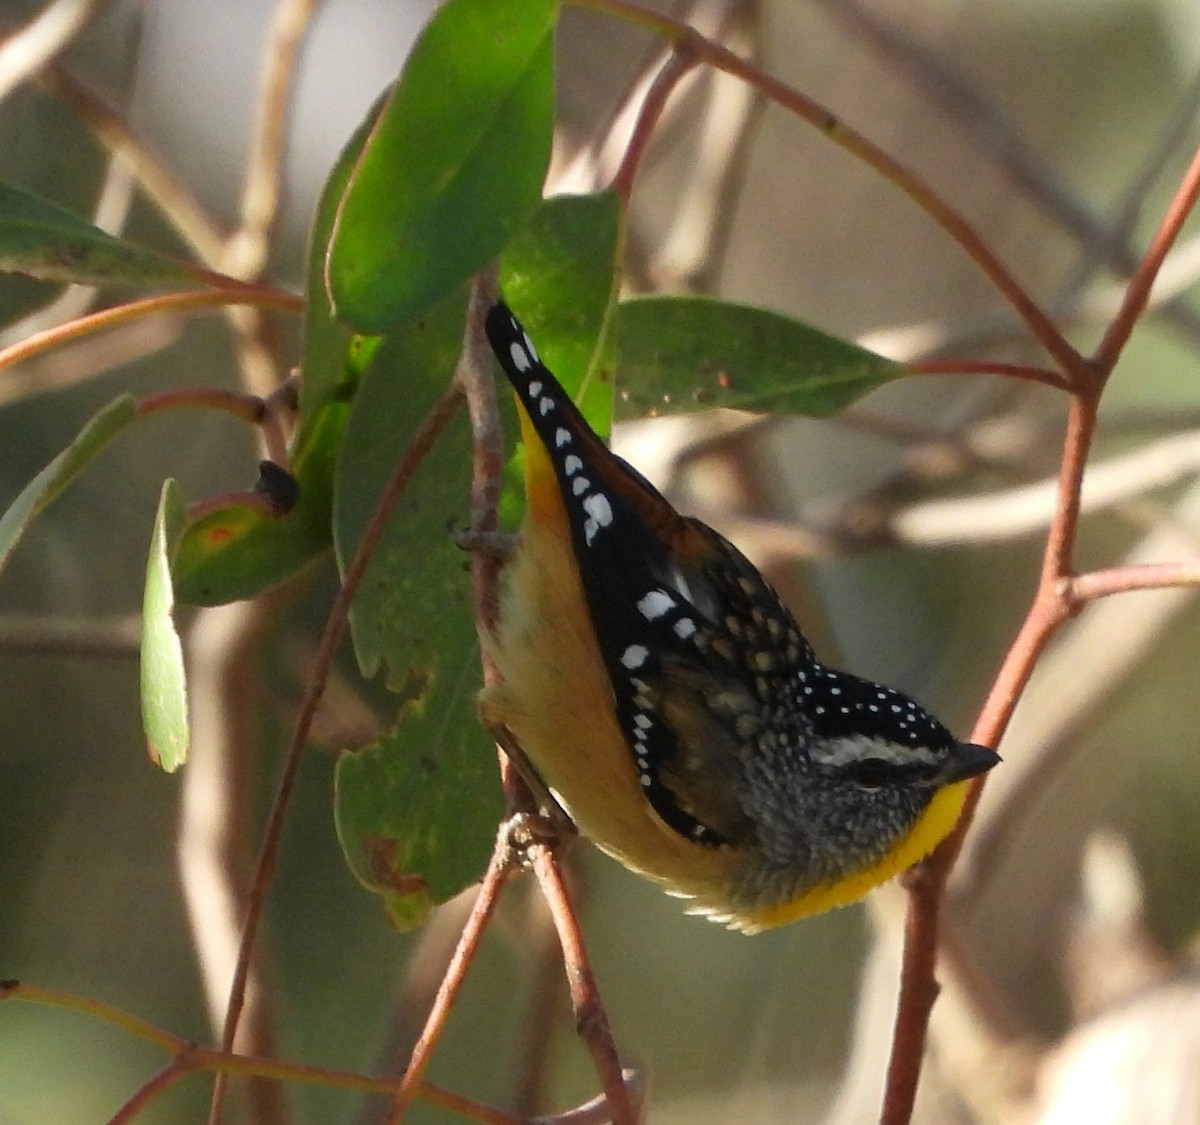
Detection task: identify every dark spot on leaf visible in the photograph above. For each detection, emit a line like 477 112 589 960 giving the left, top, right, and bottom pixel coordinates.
205 526 234 546
363 835 429 896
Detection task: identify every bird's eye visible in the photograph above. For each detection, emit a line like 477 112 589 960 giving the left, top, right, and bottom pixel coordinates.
847 758 893 790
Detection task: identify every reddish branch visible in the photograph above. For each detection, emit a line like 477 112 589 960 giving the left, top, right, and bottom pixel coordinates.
206 381 464 1124
573 6 1200 1124
0 287 303 375
882 154 1200 1122
529 843 639 1125
384 836 513 1123
573 0 1088 382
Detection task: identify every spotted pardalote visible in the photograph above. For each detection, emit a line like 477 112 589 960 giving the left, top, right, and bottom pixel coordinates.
478 301 999 933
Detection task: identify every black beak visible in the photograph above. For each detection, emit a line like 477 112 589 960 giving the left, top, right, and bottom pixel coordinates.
941 741 1001 784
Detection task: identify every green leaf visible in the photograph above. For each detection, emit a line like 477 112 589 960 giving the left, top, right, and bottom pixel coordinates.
0 182 192 287
499 190 623 441
327 0 557 332
298 92 386 431
171 401 345 606
170 90 387 607
333 294 500 924
0 394 139 577
614 296 904 419
141 480 189 772
335 671 498 931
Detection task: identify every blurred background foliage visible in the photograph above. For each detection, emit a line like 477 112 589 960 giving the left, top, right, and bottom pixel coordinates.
2 0 1200 1123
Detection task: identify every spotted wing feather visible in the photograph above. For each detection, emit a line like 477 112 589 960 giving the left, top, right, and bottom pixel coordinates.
486 303 819 846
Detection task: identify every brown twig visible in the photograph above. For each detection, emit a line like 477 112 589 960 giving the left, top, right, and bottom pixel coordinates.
1094 141 1200 374
528 843 638 1125
0 612 141 657
0 288 303 374
1 980 517 1124
815 0 1200 352
137 376 298 466
882 130 1200 1119
571 0 1085 382
222 0 321 281
206 380 464 1125
906 358 1069 391
1065 560 1200 604
611 40 702 203
0 0 114 103
383 834 514 1122
879 389 1095 1124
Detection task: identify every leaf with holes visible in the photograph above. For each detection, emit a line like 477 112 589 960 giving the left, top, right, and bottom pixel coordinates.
335 671 499 931
0 394 139 577
327 0 556 332
0 182 193 287
615 296 903 420
332 293 499 925
141 479 189 772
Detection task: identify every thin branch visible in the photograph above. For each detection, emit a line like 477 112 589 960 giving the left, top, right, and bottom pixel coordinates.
906 358 1068 391
882 389 1098 1124
207 381 464 1124
0 287 303 374
571 0 1084 381
137 385 269 425
960 484 1200 903
529 844 638 1125
110 1053 207 1125
40 65 228 264
1066 560 1200 604
612 41 701 203
384 836 513 1123
1094 141 1200 374
815 0 1200 353
0 613 141 657
222 0 322 280
0 0 113 104
552 0 731 196
1 981 520 1125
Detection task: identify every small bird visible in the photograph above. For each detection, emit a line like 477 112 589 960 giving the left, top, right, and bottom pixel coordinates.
480 301 999 933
